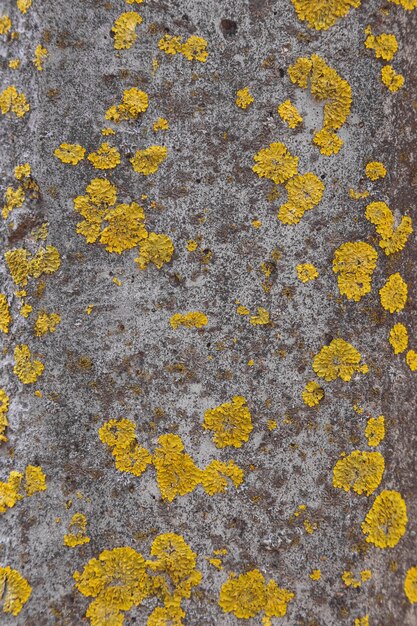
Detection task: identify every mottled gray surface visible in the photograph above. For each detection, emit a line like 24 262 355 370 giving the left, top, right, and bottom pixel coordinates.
1 0 417 624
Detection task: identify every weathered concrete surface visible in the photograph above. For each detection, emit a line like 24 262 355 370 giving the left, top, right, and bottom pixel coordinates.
1 0 417 624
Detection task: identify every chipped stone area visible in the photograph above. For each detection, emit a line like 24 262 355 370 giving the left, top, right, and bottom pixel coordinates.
0 0 416 624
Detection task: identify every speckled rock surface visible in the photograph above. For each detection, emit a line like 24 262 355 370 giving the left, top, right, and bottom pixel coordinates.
1 0 417 624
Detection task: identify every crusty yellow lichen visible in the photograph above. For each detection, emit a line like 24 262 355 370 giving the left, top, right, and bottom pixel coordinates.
14 163 30 180
379 273 407 313
99 418 152 477
404 566 417 604
296 263 318 282
54 143 86 165
278 173 324 224
388 0 417 7
361 489 407 548
0 16 12 35
0 86 30 118
0 295 11 334
8 59 20 69
381 65 404 92
389 323 408 354
130 145 168 175
365 416 385 447
135 232 174 269
100 202 147 253
332 450 384 496
342 570 372 588
249 307 270 325
253 142 298 185
313 338 368 382
332 241 378 301
236 87 254 110
406 350 417 372
365 161 387 180
170 312 208 330
0 389 10 443
2 185 25 219
74 178 117 244
64 513 90 547
365 32 398 61
310 569 321 580
278 99 302 128
152 117 169 131
19 303 32 318
5 245 60 286
24 465 46 496
33 44 48 71
17 0 32 13
112 11 142 50
0 566 32 616
203 396 252 448
302 381 324 407
0 471 23 514
105 87 149 122
158 34 208 62
355 616 369 626
13 344 44 384
365 201 412 255
219 569 294 623
34 311 61 336
88 143 121 170
290 0 360 30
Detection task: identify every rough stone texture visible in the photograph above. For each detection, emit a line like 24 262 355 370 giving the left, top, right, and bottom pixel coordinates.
1 0 416 624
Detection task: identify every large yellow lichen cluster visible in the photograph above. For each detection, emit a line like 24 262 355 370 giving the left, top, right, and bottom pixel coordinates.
0 389 9 443
253 142 299 185
361 489 407 548
105 87 149 122
365 161 387 180
302 381 324 407
87 143 121 170
135 233 174 269
0 465 46 514
75 534 201 626
379 273 408 313
33 311 61 336
404 566 417 604
13 344 44 384
365 32 398 61
203 396 253 448
278 99 302 128
0 295 11 334
0 86 30 118
64 513 90 547
278 173 324 225
365 416 385 447
381 65 404 92
130 145 168 175
332 450 384 496
54 143 86 165
236 87 254 109
0 566 32 616
312 338 368 382
365 201 413 255
2 185 25 219
99 419 243 501
389 323 408 354
288 54 352 155
5 245 61 286
17 0 32 13
170 311 208 330
0 16 12 35
158 34 208 62
332 241 378 301
219 569 294 624
112 11 142 49
290 0 360 30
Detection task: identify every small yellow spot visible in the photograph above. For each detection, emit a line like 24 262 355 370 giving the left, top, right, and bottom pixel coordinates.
8 59 20 69
17 0 32 13
14 163 31 180
113 277 122 286
85 304 94 315
365 161 387 180
296 263 318 283
101 127 115 136
186 239 199 251
247 359 254 367
152 117 169 131
278 99 303 128
267 420 277 431
251 219 262 229
19 303 32 318
302 380 324 406
236 87 254 110
406 350 417 372
310 569 321 580
33 44 48 71
64 513 90 548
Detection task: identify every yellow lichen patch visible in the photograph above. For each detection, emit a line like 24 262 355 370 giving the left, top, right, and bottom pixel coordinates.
24 465 46 496
101 127 115 136
17 0 32 13
33 44 48 70
349 188 369 200
135 233 174 270
365 416 385 447
99 418 152 477
355 616 369 626
267 420 277 430
14 163 30 180
310 569 321 580
158 34 183 55
249 307 270 326
219 569 294 622
0 295 11 334
13 344 44 384
0 86 30 118
297 263 318 283
2 186 25 219
278 172 324 225
152 117 169 131
181 35 209 62
381 65 404 92
253 142 298 185
19 303 32 318
404 566 417 603
361 489 407 548
389 323 408 354
406 350 417 372
152 433 203 501
74 178 117 244
201 460 244 495
388 0 417 7
203 396 252 449
99 202 147 253
342 570 372 588
313 128 343 155
170 312 208 330
302 381 324 407
0 566 32 616
365 161 387 180
88 143 121 170
8 59 21 69
0 471 23 514
0 16 12 35
236 87 254 110
0 389 10 443
365 32 398 61
278 99 302 128
34 311 61 337
379 273 407 313
290 0 360 30
186 239 199 252
313 338 367 382
105 87 149 122
112 12 142 50
365 201 412 255
64 513 90 547
332 450 384 496
332 241 378 301
130 145 168 175
54 143 86 165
